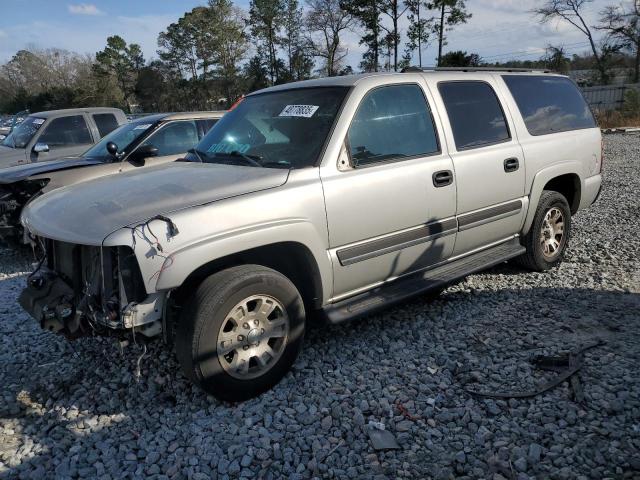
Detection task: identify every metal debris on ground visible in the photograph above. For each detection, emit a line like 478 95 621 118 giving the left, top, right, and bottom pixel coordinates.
367 421 400 451
463 340 605 400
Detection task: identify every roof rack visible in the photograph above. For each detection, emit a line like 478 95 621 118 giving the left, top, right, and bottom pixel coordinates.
401 66 552 73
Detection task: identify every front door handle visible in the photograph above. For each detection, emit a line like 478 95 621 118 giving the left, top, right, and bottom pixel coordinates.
433 170 453 187
504 157 519 172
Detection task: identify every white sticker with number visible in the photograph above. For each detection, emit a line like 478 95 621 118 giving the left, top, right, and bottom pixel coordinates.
278 105 319 118
33 118 45 125
134 124 152 130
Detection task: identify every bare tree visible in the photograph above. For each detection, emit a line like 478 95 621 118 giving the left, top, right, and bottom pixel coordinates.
306 0 354 76
543 45 571 73
534 0 609 83
597 1 640 82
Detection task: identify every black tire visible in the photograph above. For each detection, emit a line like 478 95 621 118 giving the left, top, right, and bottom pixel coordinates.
517 190 572 271
175 265 305 402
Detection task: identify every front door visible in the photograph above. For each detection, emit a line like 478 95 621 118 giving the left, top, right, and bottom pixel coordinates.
321 82 457 301
429 77 526 256
31 114 95 162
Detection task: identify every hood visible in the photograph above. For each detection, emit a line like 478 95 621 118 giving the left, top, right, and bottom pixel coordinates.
0 145 26 168
22 162 290 245
0 156 102 184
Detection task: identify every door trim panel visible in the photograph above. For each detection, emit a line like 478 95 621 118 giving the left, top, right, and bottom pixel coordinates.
457 199 522 231
336 218 458 266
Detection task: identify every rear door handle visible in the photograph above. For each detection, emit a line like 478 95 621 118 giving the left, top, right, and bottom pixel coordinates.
504 157 519 172
433 170 453 187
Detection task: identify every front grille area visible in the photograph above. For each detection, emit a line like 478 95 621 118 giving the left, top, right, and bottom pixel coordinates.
21 239 149 336
46 240 104 298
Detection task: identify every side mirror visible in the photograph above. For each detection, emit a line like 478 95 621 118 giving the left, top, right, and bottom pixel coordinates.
33 142 49 154
106 141 119 157
129 144 159 166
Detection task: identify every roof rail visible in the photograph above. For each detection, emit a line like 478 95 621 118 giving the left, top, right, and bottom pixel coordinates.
401 66 552 73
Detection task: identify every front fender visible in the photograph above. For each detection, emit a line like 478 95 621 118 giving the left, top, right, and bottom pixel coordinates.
522 161 583 235
150 219 332 302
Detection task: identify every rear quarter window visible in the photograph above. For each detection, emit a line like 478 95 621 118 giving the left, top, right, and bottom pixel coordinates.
502 75 596 136
93 113 120 137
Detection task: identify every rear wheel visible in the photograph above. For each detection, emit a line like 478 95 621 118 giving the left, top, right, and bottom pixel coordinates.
175 265 305 402
517 190 571 271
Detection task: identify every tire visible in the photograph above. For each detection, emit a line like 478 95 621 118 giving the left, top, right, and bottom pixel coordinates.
175 265 305 402
517 190 572 271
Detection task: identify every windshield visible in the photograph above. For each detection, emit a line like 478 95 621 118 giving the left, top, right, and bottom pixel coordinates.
83 120 156 160
1 116 45 149
191 87 349 169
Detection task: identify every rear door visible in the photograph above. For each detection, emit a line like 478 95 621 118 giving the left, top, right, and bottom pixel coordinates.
428 76 526 256
321 79 457 300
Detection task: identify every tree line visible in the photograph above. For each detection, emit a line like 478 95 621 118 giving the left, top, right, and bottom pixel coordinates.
0 0 638 114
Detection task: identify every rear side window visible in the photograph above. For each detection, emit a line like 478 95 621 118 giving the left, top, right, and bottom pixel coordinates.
438 81 510 150
39 115 92 147
502 75 596 135
196 118 219 138
93 113 119 137
348 84 439 166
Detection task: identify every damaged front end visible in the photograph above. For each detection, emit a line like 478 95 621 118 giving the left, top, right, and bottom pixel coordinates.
19 239 163 339
0 179 48 244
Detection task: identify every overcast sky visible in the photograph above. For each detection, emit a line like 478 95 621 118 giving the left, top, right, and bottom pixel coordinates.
0 0 614 68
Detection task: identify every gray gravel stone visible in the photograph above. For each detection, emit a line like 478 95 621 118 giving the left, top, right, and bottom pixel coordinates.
528 443 542 464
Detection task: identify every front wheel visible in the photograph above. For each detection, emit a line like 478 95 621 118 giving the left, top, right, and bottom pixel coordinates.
517 190 572 271
175 265 305 402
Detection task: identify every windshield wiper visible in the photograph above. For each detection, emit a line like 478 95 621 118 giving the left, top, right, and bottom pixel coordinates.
213 151 263 167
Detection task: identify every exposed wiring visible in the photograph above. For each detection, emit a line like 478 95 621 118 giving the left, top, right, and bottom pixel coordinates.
148 253 175 284
134 343 147 382
126 215 179 253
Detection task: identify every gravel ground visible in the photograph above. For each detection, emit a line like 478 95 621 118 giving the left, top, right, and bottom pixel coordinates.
1 134 639 480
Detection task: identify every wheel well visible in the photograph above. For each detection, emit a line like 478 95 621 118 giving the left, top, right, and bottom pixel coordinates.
171 242 324 311
543 174 581 213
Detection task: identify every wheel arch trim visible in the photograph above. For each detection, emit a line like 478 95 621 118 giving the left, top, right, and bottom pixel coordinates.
523 162 583 236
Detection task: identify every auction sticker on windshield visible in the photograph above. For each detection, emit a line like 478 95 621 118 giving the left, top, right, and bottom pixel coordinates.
279 105 319 118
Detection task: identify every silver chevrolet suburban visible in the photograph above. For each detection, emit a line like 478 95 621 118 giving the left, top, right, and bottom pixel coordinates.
19 69 603 401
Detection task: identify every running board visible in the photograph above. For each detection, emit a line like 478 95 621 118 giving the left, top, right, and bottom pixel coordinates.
323 238 525 324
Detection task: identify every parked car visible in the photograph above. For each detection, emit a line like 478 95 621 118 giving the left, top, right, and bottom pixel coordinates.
0 111 224 245
18 70 602 401
0 108 127 169
0 111 28 141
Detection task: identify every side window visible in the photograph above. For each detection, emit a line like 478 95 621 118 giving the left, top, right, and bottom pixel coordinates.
39 115 93 148
93 113 120 137
502 75 596 135
347 84 439 166
196 118 219 139
438 81 510 150
140 120 199 156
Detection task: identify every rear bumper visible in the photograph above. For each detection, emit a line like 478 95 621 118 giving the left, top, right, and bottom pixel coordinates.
581 174 602 209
